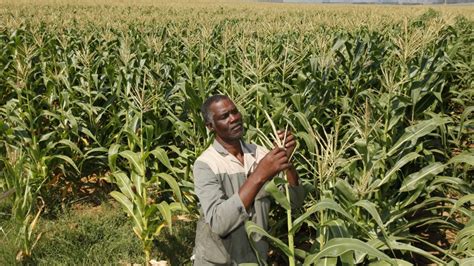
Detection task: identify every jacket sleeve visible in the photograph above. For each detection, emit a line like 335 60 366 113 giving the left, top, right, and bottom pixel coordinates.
193 160 250 237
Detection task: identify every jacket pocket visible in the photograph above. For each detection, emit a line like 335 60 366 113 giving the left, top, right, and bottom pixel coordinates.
194 218 232 265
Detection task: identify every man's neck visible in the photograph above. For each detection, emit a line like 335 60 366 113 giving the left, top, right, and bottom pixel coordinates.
216 137 242 158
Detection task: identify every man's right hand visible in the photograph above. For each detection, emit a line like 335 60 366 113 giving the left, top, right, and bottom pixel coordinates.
239 147 291 209
252 147 291 184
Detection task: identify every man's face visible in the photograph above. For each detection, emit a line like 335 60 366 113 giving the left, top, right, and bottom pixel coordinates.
207 98 244 142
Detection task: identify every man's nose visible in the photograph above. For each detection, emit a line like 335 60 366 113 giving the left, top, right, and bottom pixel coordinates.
229 112 241 123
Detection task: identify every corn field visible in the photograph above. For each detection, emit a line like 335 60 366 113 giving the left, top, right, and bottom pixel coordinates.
0 0 473 264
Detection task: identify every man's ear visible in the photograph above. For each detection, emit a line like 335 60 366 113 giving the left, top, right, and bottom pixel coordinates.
206 122 214 132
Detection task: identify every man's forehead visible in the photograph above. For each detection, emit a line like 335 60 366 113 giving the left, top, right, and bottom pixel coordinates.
210 98 236 114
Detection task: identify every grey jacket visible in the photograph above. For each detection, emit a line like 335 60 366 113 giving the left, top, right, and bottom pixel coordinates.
193 140 305 265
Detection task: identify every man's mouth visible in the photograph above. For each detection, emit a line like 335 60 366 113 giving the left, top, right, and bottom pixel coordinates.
231 123 243 131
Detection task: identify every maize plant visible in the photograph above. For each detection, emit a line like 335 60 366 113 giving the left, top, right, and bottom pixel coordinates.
106 72 186 264
0 146 44 262
0 1 472 264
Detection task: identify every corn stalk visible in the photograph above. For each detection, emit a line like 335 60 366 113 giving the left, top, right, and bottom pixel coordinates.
107 72 185 264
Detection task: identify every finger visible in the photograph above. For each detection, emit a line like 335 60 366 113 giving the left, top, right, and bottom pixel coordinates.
271 153 288 165
270 146 282 154
285 138 296 145
273 146 285 152
277 132 285 141
278 162 292 171
269 147 285 158
285 134 294 141
278 157 289 165
279 130 293 142
276 152 289 162
274 148 287 156
272 153 287 163
285 140 296 149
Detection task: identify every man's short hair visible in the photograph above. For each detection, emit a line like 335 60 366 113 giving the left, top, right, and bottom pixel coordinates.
201 94 230 125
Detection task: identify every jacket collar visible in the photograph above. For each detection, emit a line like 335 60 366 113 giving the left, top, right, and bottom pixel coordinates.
212 139 230 155
212 139 256 157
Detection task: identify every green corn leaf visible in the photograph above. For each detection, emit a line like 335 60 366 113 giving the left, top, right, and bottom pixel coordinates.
119 150 145 176
108 144 121 171
150 147 173 170
123 129 141 149
372 152 420 190
61 110 79 135
455 225 474 249
400 185 424 208
0 189 15 202
156 172 183 203
460 257 474 266
316 258 337 266
304 238 394 265
245 221 292 258
157 201 172 233
40 110 61 122
169 202 187 212
83 147 108 159
57 139 83 156
294 248 307 260
293 112 315 136
327 219 350 238
134 198 145 222
354 200 387 237
449 194 474 217
331 38 347 52
400 162 444 192
112 171 134 200
79 127 99 143
340 250 354 265
335 179 358 203
455 225 474 253
291 199 356 234
131 171 143 198
460 106 474 123
388 117 448 157
110 191 143 234
448 152 474 166
296 131 316 155
75 102 93 119
38 132 55 143
50 154 80 173
385 197 454 227
144 204 158 219
430 176 471 193
265 178 290 210
369 259 412 266
128 112 140 134
371 239 445 264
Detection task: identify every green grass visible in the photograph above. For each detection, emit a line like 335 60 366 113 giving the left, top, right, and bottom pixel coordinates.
0 201 195 265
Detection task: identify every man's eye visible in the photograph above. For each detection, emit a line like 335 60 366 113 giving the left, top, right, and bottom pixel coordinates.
220 113 229 119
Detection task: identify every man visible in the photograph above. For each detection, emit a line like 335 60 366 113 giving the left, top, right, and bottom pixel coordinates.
193 95 305 265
